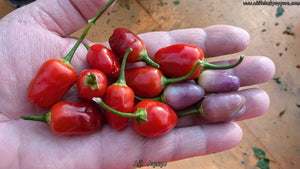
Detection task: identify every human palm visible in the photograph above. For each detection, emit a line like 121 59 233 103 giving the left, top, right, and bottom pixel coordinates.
0 0 275 169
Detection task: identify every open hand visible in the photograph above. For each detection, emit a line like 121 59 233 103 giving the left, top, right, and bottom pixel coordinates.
0 0 275 168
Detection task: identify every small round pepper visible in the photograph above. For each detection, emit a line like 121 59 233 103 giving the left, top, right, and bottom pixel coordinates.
86 44 121 79
109 27 159 68
93 98 177 137
125 60 201 97
102 48 135 130
154 44 244 80
76 69 107 101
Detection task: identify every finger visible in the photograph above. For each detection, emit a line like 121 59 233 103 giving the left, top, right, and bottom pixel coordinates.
138 25 250 58
11 121 241 169
211 56 275 86
176 88 270 127
137 122 242 163
235 88 270 121
7 0 115 37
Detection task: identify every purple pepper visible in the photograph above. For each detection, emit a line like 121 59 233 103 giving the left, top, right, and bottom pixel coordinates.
200 93 246 122
162 82 205 110
178 93 246 123
197 70 240 93
135 82 205 110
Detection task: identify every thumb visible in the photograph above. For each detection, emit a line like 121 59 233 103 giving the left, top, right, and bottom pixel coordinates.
3 0 116 37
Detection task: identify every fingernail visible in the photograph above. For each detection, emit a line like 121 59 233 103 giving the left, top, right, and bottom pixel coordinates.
231 105 246 120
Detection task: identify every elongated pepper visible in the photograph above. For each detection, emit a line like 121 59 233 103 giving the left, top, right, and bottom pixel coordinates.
21 101 104 135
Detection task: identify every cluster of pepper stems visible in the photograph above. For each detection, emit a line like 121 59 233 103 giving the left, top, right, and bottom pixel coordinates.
21 0 244 137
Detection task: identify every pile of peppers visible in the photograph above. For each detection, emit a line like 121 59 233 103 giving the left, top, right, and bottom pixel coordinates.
21 0 245 137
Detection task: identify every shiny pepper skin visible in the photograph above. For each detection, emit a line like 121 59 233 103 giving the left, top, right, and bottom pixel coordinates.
154 44 204 80
125 66 164 97
27 59 77 108
109 28 146 62
49 101 103 135
103 85 135 130
125 60 201 98
21 101 104 135
109 28 159 68
77 69 107 101
86 44 121 79
103 48 135 130
154 44 244 80
132 100 178 137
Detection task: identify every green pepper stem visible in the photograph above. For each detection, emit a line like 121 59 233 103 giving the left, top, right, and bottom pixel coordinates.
20 112 51 125
84 72 99 90
135 95 162 102
134 108 148 125
139 50 160 68
162 59 201 86
92 97 147 123
83 43 90 51
116 48 133 85
62 0 116 63
201 55 244 70
177 105 204 118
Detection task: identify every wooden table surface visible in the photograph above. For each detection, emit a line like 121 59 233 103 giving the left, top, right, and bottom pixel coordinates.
1 0 299 169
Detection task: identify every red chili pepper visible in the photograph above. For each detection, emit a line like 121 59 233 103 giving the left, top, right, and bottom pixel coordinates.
27 0 116 108
21 101 104 135
132 100 178 137
109 28 159 68
154 44 244 80
125 60 201 97
102 48 135 130
27 59 77 108
93 98 177 137
86 44 121 79
77 69 107 101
